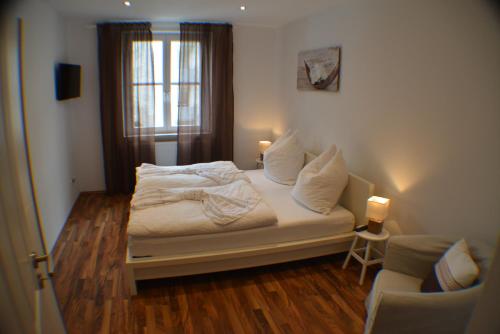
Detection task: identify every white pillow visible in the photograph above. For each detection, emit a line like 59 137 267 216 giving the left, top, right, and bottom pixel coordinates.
433 239 479 291
267 129 292 152
263 131 305 185
291 145 348 214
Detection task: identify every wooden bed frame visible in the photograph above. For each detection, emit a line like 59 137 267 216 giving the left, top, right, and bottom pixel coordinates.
125 155 374 295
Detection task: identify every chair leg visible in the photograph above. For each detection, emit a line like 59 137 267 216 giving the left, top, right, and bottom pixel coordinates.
360 240 371 285
343 236 358 269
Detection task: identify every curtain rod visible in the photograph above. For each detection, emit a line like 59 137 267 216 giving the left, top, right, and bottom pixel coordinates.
85 21 231 30
84 25 179 33
85 21 179 30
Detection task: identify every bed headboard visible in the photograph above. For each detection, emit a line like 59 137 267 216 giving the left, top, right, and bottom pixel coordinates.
305 152 374 226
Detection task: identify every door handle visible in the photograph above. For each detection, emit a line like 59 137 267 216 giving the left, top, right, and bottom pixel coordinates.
29 252 48 269
30 252 55 278
30 252 52 290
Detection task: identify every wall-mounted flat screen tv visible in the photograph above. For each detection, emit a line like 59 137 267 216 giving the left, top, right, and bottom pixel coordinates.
55 63 81 100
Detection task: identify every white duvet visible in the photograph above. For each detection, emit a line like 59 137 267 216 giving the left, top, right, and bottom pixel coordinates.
136 161 250 189
128 167 277 238
131 180 262 225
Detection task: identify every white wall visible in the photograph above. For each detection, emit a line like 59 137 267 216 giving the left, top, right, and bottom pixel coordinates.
14 0 79 250
65 18 106 191
277 0 500 244
233 25 282 169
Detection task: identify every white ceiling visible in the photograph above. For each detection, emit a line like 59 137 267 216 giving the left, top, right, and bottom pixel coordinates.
46 0 336 27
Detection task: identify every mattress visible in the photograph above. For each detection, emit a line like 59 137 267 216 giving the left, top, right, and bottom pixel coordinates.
128 169 355 258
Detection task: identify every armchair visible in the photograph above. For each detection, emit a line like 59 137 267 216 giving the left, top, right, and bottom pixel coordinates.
364 235 493 334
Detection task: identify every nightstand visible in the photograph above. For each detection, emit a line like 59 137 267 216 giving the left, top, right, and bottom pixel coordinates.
256 158 264 169
342 229 390 285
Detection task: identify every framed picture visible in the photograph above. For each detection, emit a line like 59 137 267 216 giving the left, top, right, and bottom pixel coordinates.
297 46 341 92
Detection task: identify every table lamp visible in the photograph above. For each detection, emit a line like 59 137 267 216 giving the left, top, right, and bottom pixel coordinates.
366 196 390 234
258 141 272 160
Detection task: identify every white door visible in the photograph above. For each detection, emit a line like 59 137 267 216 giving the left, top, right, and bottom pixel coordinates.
0 15 66 334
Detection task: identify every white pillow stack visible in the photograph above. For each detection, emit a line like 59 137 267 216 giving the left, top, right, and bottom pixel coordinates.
421 239 480 292
291 145 348 214
263 130 305 185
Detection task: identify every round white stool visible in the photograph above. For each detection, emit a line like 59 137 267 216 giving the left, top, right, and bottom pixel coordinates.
342 229 390 285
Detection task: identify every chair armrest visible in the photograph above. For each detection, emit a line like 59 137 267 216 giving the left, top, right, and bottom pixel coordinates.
383 235 459 279
366 286 482 334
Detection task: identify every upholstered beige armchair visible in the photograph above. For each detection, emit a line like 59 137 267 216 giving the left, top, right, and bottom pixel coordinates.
364 235 493 334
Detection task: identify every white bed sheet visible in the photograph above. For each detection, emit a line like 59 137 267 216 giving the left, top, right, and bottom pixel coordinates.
128 169 355 258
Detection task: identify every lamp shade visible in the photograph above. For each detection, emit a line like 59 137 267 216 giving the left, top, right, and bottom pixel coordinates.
258 140 272 154
366 196 390 222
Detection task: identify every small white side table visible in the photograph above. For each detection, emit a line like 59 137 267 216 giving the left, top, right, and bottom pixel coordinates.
342 229 390 285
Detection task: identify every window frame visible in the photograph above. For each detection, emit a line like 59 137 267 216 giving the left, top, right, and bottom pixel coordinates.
154 33 178 135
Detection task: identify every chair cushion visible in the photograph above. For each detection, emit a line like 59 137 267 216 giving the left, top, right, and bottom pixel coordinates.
366 269 423 316
421 239 480 292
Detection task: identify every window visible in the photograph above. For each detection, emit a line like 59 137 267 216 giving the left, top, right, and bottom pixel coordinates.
171 40 202 128
131 33 201 136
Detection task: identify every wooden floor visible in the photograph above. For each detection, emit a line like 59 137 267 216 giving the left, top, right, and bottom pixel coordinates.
52 193 378 334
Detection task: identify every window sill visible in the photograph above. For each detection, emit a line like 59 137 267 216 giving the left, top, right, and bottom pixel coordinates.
155 133 177 142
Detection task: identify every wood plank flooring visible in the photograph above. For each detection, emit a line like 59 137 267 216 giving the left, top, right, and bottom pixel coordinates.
52 192 378 334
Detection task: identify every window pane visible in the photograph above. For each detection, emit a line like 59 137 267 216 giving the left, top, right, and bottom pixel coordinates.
172 40 201 84
132 41 163 84
177 84 200 126
171 84 201 127
170 41 180 84
152 41 163 84
170 84 178 127
132 84 160 128
154 85 164 128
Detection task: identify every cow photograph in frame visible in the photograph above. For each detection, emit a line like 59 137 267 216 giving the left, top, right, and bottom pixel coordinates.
297 46 341 92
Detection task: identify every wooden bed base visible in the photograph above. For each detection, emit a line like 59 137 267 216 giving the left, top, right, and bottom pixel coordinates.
125 163 375 295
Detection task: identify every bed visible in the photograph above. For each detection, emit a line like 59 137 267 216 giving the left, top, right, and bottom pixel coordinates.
125 155 374 295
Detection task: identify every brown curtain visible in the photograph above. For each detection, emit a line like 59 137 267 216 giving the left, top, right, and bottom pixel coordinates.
177 23 234 165
97 23 155 194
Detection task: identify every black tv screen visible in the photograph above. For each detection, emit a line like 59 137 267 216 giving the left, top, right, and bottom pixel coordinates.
55 63 81 100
